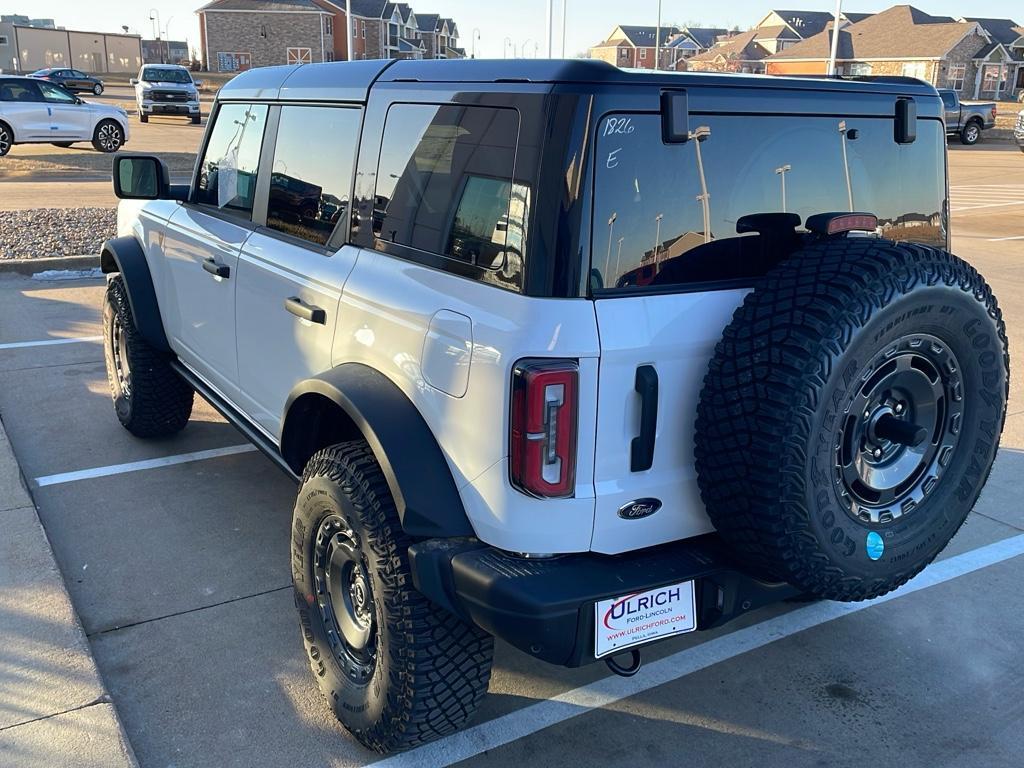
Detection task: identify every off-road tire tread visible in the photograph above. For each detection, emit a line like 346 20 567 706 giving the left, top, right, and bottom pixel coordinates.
104 276 193 437
300 441 494 753
695 238 1008 601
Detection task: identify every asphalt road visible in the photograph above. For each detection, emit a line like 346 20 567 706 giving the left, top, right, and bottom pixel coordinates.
0 147 1022 767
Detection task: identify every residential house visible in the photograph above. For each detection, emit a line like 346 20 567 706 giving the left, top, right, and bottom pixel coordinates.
588 25 682 69
686 27 788 73
415 14 461 59
142 38 191 65
198 0 335 72
959 17 1024 96
765 5 1022 100
662 27 732 70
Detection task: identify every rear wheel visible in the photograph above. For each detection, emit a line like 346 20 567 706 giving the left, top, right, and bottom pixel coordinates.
696 239 1008 602
292 441 494 753
92 119 124 153
0 121 12 157
102 275 194 438
960 120 982 145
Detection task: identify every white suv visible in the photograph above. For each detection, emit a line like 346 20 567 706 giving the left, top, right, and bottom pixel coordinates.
0 75 128 156
100 60 1008 753
131 64 201 124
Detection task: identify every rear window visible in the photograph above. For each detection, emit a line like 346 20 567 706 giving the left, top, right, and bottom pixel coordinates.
592 112 945 293
373 103 528 291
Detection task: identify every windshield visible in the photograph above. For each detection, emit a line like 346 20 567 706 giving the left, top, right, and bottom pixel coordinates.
31 69 54 75
141 68 192 84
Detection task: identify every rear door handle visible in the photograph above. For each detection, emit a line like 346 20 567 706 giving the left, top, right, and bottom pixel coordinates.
285 296 326 325
631 365 659 472
202 258 230 279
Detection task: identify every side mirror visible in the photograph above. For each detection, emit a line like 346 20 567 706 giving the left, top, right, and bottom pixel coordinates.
129 78 138 86
113 154 173 200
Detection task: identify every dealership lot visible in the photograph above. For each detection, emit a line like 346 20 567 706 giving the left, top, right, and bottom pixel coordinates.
1 146 1023 767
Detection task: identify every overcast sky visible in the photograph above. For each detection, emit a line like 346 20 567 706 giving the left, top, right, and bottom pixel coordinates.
18 0 1024 59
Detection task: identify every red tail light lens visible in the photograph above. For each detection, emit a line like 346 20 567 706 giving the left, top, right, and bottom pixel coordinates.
510 359 578 498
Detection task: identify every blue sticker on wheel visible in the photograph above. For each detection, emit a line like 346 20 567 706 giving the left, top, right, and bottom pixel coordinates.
866 531 884 561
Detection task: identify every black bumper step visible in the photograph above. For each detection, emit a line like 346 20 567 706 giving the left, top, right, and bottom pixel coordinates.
409 534 798 667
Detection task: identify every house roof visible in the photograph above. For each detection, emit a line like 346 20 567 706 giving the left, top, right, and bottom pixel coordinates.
754 24 800 41
614 25 681 47
679 26 730 49
416 12 440 32
962 17 1024 46
689 28 771 63
768 10 836 38
767 5 979 60
345 0 388 18
666 35 700 51
198 0 327 12
398 37 423 52
842 12 873 23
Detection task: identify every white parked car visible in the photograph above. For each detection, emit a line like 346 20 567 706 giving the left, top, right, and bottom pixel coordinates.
130 64 201 124
0 75 129 156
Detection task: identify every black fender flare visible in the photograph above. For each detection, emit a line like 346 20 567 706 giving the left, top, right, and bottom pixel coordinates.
99 236 171 354
281 363 474 539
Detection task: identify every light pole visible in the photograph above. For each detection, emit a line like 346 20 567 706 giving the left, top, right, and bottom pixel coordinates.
346 0 353 61
503 37 513 58
521 39 538 58
614 236 624 280
545 0 553 58
164 16 174 63
775 164 791 212
605 212 618 276
827 0 843 75
654 0 662 71
839 120 854 211
652 213 663 270
149 9 163 63
471 28 481 59
561 0 567 57
690 126 712 242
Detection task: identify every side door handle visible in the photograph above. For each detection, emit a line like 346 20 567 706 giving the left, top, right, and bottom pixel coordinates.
285 296 326 325
202 258 230 279
631 365 659 472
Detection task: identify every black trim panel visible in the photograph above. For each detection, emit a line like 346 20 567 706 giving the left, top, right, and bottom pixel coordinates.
99 236 171 353
282 363 474 538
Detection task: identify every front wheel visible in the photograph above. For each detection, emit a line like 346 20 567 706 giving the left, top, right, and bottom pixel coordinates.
292 441 494 753
0 121 12 157
93 83 103 96
92 119 124 153
102 275 194 437
960 121 982 145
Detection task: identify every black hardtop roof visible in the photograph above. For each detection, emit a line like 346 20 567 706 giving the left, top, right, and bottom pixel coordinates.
216 58 941 103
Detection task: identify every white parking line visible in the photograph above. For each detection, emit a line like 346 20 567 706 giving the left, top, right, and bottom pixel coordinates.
368 533 1024 768
0 335 102 351
34 444 258 487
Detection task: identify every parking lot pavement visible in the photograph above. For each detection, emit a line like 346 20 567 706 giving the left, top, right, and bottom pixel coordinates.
1 147 1024 767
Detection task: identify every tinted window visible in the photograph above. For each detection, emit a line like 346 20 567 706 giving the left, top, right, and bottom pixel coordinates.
940 91 956 109
38 82 76 103
593 113 945 293
194 103 268 217
0 81 42 102
266 105 361 247
142 67 191 83
374 103 528 289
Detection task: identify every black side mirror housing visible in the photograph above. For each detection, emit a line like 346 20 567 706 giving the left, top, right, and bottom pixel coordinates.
661 90 689 144
895 98 917 144
113 154 182 200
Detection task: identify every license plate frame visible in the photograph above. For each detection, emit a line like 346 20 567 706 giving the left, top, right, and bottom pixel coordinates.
594 579 697 659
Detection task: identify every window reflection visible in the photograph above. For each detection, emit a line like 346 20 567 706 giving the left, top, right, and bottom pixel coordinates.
593 113 944 293
195 103 268 217
374 103 529 289
266 105 360 246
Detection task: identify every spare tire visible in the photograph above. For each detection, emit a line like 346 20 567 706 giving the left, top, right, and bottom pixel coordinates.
695 238 1008 602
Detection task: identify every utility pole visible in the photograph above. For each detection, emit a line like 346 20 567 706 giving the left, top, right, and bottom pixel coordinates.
561 0 567 58
654 0 662 71
691 126 712 242
346 0 354 61
827 0 842 75
605 212 617 275
545 0 553 58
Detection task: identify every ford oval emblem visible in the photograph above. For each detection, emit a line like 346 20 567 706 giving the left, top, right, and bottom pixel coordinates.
617 498 662 520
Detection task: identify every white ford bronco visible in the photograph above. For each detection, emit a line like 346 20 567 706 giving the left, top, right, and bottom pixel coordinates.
101 59 1008 753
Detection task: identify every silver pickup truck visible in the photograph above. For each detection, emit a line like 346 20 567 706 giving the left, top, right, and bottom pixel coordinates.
938 89 996 145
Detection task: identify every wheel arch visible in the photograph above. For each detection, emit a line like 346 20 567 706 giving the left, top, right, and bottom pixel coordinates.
100 236 171 353
281 364 475 539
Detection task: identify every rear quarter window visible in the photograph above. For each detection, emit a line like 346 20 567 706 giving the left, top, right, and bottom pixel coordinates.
593 112 946 293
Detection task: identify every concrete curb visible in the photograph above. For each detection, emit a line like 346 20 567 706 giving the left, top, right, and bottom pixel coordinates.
0 255 101 276
0 416 138 767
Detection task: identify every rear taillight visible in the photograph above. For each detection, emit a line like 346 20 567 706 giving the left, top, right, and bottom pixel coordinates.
510 359 578 498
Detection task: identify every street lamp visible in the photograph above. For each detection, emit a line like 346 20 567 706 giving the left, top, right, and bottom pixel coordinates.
839 120 854 211
775 164 791 212
522 39 538 58
690 125 712 242
503 37 513 58
652 213 664 270
471 28 481 59
614 236 624 280
149 9 163 63
605 212 618 276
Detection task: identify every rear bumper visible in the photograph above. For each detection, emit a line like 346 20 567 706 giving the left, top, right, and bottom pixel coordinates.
409 534 797 667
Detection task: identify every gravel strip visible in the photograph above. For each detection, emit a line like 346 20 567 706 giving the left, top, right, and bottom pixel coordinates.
0 208 115 260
